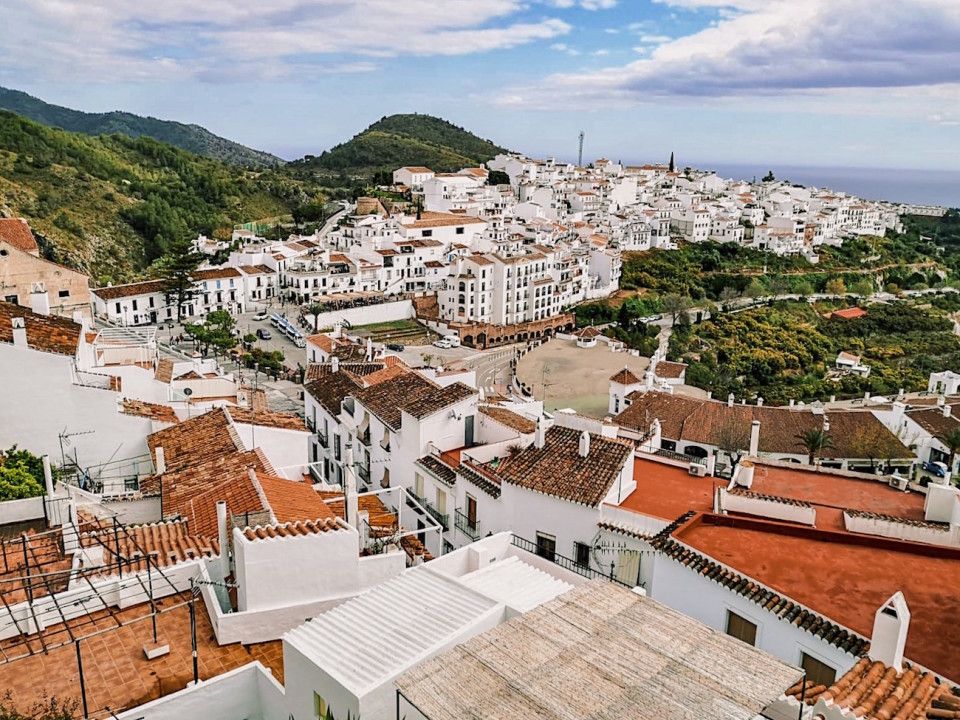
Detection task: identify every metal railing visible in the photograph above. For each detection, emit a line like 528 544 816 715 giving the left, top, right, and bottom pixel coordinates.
316 431 328 448
655 447 700 464
357 465 370 482
510 535 632 588
410 491 450 531
358 429 371 447
454 509 480 540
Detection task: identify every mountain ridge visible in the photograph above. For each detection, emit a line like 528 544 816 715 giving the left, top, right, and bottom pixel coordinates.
0 86 283 168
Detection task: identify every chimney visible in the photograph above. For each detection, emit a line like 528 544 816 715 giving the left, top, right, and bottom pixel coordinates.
333 322 342 339
938 395 946 408
578 430 590 458
789 399 795 408
829 394 836 403
868 592 910 672
29 286 50 316
331 356 340 373
898 387 905 399
344 445 359 529
749 420 761 456
727 393 734 408
366 337 373 362
945 404 953 419
11 317 27 348
823 415 831 432
705 391 712 400
756 396 763 407
865 391 871 401
736 460 755 489
155 446 166 475
645 370 654 391
42 455 54 498
534 417 546 449
216 501 230 580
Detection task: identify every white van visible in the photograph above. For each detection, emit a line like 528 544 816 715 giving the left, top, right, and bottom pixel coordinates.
444 334 461 348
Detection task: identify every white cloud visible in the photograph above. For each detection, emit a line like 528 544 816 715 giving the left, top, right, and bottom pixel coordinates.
542 0 616 8
930 112 960 126
500 0 960 106
638 34 672 43
551 42 581 56
592 49 611 56
0 0 571 82
604 28 619 34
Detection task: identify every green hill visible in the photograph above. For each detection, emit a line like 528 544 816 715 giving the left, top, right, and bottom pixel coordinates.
294 113 507 177
0 111 309 282
0 86 282 168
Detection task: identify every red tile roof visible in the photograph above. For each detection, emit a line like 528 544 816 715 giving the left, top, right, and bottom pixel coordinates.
147 407 243 472
0 218 38 253
255 474 337 525
121 399 179 424
191 268 242 280
610 367 641 385
479 405 537 434
827 306 868 320
92 279 166 300
0 300 81 355
227 407 307 432
654 360 687 379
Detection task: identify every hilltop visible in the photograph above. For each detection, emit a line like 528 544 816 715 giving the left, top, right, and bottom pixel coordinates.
0 86 282 168
293 113 507 178
0 111 309 282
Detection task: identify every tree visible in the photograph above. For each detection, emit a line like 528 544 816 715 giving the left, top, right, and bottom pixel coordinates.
718 286 740 303
795 428 835 465
307 303 325 332
421 353 434 368
744 278 765 300
768 275 791 301
0 692 77 720
716 422 750 465
1 446 58 488
202 309 237 356
794 280 814 298
850 279 874 298
0 463 43 501
152 236 203 322
847 424 892 471
939 428 960 475
662 293 691 327
762 170 776 182
825 278 847 296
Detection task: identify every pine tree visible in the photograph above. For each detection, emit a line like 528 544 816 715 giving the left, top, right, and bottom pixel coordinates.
668 151 675 173
153 235 203 322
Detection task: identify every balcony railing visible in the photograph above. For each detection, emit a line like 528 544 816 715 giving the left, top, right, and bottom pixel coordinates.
316 431 328 448
410 491 450 531
358 429 371 447
510 535 632 588
454 509 480 541
357 465 370 483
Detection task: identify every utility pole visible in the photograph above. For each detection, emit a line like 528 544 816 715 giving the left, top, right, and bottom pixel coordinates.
578 131 585 168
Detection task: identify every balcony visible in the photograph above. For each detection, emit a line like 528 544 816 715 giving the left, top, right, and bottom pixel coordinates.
316 431 328 448
357 464 370 483
410 491 450 531
358 429 371 447
510 535 632 588
454 509 480 541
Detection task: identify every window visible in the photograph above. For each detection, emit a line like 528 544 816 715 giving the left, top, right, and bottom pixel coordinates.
536 532 556 562
574 541 591 569
725 611 757 646
422 229 433 238
148 296 154 307
456 226 465 235
801 652 836 688
131 299 138 311
436 488 446 515
414 473 424 498
114 302 121 313
58 289 70 298
313 691 327 719
466 493 477 529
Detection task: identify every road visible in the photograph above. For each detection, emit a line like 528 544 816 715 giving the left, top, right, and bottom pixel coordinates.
461 345 520 398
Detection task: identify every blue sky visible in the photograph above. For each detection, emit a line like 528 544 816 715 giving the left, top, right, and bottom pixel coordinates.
2 0 959 170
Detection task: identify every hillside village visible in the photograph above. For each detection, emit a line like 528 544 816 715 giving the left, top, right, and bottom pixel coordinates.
0 150 959 720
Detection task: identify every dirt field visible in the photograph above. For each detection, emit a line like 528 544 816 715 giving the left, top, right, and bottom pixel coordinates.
516 338 651 417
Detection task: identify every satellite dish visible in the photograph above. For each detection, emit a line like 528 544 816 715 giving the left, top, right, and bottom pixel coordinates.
183 387 193 396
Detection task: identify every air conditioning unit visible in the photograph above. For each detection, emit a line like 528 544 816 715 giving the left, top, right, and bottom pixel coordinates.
688 464 707 477
888 475 908 491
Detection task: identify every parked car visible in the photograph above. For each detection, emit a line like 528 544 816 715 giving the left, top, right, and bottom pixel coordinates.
253 312 268 321
922 461 948 478
433 338 452 349
386 343 405 352
256 328 272 340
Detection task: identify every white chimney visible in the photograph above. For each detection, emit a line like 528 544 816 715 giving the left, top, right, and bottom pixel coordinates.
944 404 953 418
728 393 735 408
823 415 831 432
789 399 795 407
938 395 946 407
155 446 166 475
578 430 590 458
736 460 755 489
331 356 340 373
11 317 27 348
216 501 230 580
864 391 871 401
749 420 761 456
645 370 654 391
868 592 910 672
756 396 763 407
705 391 712 400
534 417 546 449
333 322 342 339
366 337 373 362
42 455 54 498
829 394 836 403
29 286 50 316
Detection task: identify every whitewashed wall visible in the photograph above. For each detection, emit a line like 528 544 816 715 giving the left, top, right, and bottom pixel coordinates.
311 299 414 333
230 423 309 478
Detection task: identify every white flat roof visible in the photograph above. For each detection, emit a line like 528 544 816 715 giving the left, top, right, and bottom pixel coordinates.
283 566 501 696
458 556 573 613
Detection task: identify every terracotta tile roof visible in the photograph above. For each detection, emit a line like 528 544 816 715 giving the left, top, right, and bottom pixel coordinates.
0 218 39 253
405 212 486 229
191 267 242 280
182 465 267 538
353 372 442 430
305 361 385 382
0 529 72 604
121 399 179 424
415 455 457 486
466 254 493 265
147 407 243 473
399 166 433 174
610 367 641 385
154 358 175 383
827 306 868 320
495 427 633 507
654 360 687 379
843 508 949 531
80 518 218 573
908 407 960 438
458 459 502 498
255 474 336 525
405 381 476 420
238 264 274 274
788 657 956 719
242 518 341 541
332 343 370 362
0 300 81 355
305 371 364 416
92 279 166 300
479 405 536 434
573 325 603 339
356 363 409 387
173 369 203 380
227 407 307 431
651 513 870 659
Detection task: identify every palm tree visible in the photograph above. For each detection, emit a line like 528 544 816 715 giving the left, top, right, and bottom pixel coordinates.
938 427 960 476
795 428 835 466
306 303 324 332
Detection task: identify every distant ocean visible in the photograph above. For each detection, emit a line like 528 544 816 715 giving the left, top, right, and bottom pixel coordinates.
682 163 960 208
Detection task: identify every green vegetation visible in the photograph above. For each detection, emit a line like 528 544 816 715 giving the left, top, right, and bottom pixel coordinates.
0 86 281 167
292 114 506 179
669 301 960 403
0 110 320 280
795 428 835 465
242 347 286 377
0 692 76 720
0 446 50 501
184 309 237 357
574 296 663 356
